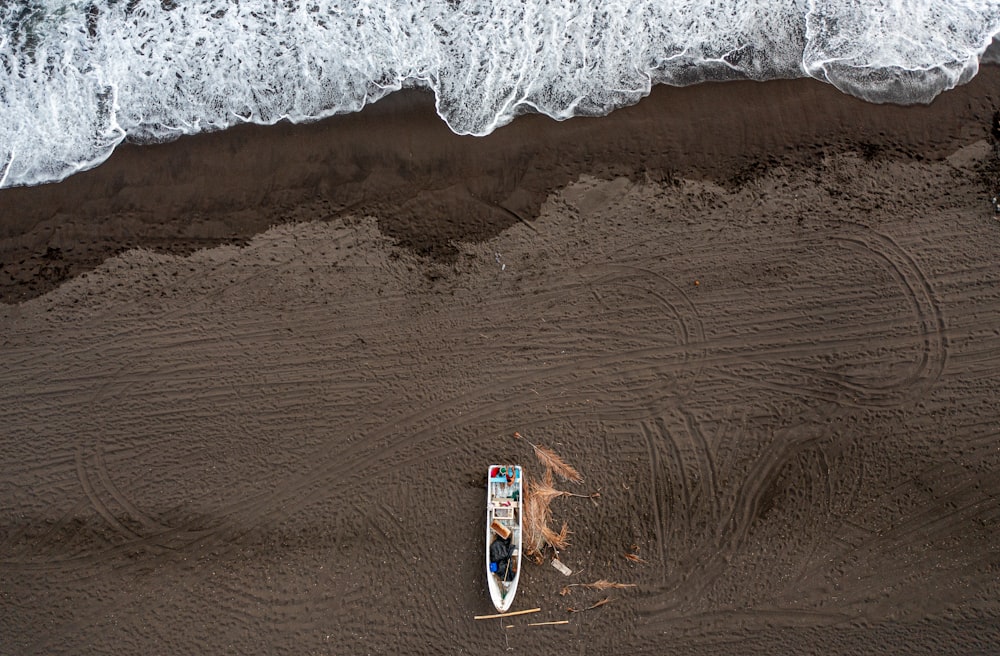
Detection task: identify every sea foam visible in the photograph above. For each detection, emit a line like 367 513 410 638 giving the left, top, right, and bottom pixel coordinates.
1 0 998 188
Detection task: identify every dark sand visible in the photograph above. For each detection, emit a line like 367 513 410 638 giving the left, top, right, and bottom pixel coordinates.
2 69 1000 654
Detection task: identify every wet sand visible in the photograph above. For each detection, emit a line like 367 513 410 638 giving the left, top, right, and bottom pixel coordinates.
2 69 1000 654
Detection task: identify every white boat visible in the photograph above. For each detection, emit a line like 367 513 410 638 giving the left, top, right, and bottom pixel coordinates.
486 464 523 613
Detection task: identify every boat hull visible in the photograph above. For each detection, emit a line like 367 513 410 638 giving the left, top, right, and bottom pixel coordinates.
486 464 523 613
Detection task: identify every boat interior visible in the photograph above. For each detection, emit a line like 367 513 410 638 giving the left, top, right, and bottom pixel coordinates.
488 465 521 584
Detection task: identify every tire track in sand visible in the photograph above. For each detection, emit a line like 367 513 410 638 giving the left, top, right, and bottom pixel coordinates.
723 222 947 408
778 461 1000 617
638 408 721 590
825 224 947 404
2 262 706 574
638 404 840 620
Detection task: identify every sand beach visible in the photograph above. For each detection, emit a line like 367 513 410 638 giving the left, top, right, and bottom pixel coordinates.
2 69 1000 654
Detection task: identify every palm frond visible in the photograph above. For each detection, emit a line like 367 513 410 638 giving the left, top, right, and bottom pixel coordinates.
517 434 588 561
567 597 612 613
532 444 583 483
541 521 571 550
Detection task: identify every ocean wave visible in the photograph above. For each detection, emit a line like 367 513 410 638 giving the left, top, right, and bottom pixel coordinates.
2 0 999 188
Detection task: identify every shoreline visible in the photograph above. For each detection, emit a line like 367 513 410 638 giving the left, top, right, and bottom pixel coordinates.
1 67 999 303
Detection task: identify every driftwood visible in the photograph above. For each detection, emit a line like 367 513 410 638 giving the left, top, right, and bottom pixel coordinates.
505 620 571 628
474 607 541 620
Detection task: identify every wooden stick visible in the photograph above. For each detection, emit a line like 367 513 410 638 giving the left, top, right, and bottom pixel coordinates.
474 608 541 620
504 620 571 628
